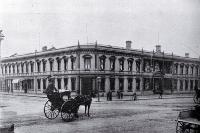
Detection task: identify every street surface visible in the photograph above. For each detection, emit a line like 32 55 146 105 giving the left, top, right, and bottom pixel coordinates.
0 94 195 133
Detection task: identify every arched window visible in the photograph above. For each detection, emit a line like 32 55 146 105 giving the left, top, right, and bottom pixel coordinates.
109 56 116 71
83 54 92 70
21 63 24 73
70 55 76 70
12 64 15 74
185 65 189 75
49 58 54 72
9 64 11 74
127 58 134 72
63 56 68 71
99 55 106 71
36 60 41 72
56 57 61 71
136 59 141 73
30 61 34 73
42 59 47 72
17 63 19 73
119 57 125 72
25 62 29 73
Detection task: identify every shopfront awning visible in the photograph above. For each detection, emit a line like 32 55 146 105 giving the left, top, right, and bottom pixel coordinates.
12 79 23 83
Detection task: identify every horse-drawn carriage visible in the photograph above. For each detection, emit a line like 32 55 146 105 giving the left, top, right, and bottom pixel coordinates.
176 89 200 133
43 90 92 122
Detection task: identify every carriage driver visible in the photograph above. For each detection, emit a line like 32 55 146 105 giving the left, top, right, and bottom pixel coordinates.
43 78 62 105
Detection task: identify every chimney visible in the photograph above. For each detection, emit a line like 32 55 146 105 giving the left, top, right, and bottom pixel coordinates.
126 41 132 49
42 46 47 51
185 53 189 58
155 45 161 53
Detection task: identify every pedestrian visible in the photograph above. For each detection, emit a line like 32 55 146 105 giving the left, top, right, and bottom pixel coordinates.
120 91 123 99
132 92 137 101
158 89 163 99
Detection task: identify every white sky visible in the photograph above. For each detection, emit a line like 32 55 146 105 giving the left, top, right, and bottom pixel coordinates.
0 0 200 58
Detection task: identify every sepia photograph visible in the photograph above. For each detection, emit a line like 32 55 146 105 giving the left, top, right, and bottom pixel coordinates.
0 0 200 132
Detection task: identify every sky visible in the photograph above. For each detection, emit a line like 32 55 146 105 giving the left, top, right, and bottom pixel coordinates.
0 0 200 58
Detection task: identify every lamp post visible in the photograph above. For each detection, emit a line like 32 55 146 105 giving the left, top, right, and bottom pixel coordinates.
97 76 101 102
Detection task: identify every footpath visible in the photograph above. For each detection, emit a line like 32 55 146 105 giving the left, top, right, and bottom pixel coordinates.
0 91 193 102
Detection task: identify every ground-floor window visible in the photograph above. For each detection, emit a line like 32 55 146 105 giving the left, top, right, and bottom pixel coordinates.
100 78 105 92
180 80 183 91
136 78 140 91
173 79 177 91
119 78 124 91
128 78 132 91
144 78 151 91
110 78 115 91
37 79 41 91
43 79 46 90
185 80 188 91
57 78 61 90
64 78 68 89
71 78 76 91
190 80 193 90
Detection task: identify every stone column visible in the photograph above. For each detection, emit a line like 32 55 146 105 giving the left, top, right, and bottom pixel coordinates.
140 77 143 92
192 80 195 90
188 80 190 91
41 78 43 92
61 77 65 89
115 76 119 91
61 58 64 72
105 57 109 71
140 59 144 73
132 77 136 93
124 59 128 72
54 58 58 72
183 80 185 91
115 57 119 72
34 78 37 93
54 78 58 89
178 63 181 75
177 79 180 92
68 76 71 91
133 60 136 73
68 58 72 71
105 76 110 93
124 76 128 92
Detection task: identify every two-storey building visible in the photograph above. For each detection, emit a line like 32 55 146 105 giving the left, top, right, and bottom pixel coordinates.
0 41 200 96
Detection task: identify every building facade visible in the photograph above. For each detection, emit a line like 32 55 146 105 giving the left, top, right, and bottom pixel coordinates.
0 41 200 96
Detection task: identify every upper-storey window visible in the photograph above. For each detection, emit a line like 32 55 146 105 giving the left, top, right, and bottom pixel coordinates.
21 63 24 73
191 66 194 75
12 64 15 74
99 55 106 71
144 60 151 72
127 58 133 72
17 64 19 73
30 62 34 73
154 62 160 72
36 60 41 72
136 59 140 73
70 55 76 70
185 65 189 75
26 62 29 73
196 66 199 76
5 65 7 74
42 60 46 72
49 58 54 72
9 65 11 74
83 54 92 70
63 57 68 71
119 57 125 72
1 66 3 74
109 56 116 71
56 57 61 71
180 64 184 75
174 64 178 74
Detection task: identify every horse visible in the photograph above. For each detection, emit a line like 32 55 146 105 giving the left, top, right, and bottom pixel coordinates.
73 95 92 117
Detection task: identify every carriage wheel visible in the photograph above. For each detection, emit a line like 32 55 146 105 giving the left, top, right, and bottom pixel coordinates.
60 101 75 122
44 100 59 120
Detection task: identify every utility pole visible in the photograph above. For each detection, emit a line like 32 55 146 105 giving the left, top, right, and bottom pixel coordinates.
0 30 5 91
